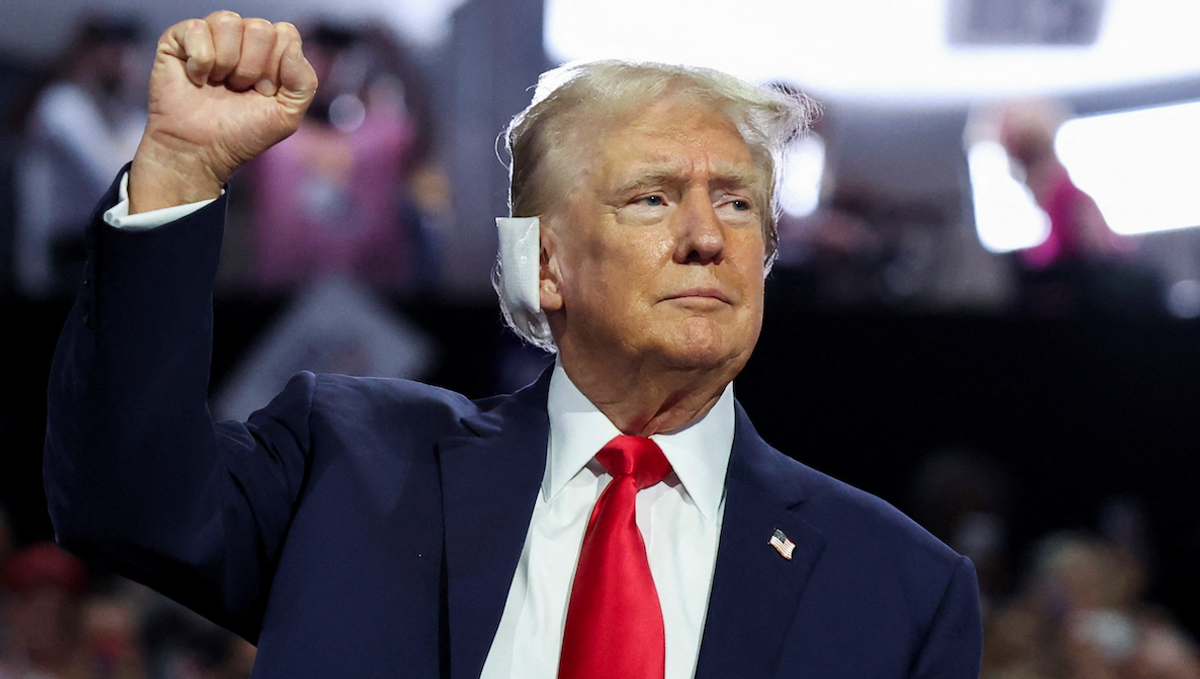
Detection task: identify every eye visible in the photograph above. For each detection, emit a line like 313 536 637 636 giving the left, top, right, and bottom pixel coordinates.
642 195 666 206
719 197 753 212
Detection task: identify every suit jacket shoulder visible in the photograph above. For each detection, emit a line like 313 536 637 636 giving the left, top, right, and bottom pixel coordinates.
696 404 982 678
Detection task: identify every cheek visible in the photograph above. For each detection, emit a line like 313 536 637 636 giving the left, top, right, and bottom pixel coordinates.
567 228 672 299
729 232 767 285
554 236 622 318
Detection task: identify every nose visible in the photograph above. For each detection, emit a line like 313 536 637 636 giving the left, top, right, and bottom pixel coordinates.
672 190 725 265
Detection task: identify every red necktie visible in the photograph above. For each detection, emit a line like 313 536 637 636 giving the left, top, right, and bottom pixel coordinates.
559 435 672 679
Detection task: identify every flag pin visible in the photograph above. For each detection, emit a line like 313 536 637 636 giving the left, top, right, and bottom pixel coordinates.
768 528 795 560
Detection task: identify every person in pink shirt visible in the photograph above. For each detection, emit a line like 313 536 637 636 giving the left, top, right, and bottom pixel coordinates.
998 102 1131 270
240 23 433 293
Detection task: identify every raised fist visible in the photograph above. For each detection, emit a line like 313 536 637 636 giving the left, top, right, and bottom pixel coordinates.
129 11 318 213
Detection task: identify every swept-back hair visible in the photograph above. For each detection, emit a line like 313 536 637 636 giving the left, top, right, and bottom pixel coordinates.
496 59 816 352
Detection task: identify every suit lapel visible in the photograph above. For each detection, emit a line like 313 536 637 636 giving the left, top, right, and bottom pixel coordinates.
695 403 827 679
438 372 552 679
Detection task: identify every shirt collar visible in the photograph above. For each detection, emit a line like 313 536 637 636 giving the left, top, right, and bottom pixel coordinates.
543 359 734 523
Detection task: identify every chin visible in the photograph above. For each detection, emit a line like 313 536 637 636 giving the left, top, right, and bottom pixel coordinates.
654 321 753 374
659 352 738 374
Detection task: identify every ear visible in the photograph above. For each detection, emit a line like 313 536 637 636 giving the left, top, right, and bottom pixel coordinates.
539 226 564 313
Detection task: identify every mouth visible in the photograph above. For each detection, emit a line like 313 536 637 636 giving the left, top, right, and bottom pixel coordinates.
664 287 733 305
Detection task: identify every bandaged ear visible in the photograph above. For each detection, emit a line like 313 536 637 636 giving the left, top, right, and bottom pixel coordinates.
495 216 541 315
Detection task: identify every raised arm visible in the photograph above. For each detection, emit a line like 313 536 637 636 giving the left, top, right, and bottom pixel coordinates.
44 13 318 641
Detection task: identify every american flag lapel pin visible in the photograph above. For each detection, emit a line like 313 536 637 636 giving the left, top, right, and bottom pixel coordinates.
768 528 795 561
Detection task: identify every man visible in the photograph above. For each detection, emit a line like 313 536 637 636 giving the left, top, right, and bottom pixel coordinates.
44 12 983 679
15 15 147 297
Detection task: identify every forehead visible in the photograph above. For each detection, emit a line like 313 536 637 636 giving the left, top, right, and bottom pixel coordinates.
588 98 760 186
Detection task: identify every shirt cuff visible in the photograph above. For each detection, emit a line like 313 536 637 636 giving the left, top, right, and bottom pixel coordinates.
103 172 222 230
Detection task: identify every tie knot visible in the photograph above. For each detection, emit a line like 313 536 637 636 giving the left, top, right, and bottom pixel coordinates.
596 435 671 490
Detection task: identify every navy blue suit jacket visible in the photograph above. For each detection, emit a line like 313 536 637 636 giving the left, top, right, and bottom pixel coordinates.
44 174 982 678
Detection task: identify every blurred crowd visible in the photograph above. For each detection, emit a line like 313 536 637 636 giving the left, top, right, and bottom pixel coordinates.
983 531 1200 679
0 511 254 679
7 16 145 298
2 13 443 301
908 449 1200 679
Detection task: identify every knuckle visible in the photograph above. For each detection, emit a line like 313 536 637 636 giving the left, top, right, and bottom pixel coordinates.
181 21 214 59
245 18 273 35
274 21 302 40
211 13 243 35
209 10 242 23
184 18 209 37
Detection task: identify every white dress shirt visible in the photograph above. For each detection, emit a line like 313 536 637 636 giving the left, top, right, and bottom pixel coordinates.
481 361 733 679
103 179 735 678
103 172 219 230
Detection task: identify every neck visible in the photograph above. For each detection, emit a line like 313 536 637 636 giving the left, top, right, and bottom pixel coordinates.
558 354 736 437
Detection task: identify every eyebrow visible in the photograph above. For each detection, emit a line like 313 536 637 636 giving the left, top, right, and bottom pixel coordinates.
611 163 766 197
613 168 685 196
709 166 766 193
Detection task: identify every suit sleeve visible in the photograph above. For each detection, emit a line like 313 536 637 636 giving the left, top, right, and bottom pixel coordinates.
43 169 311 642
909 556 984 679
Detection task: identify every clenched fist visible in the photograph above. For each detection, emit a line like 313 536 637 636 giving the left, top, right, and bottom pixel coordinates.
129 11 318 213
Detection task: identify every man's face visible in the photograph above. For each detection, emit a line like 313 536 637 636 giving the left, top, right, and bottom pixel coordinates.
543 96 767 378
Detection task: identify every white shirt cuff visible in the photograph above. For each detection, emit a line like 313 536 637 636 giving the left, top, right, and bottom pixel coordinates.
103 172 222 230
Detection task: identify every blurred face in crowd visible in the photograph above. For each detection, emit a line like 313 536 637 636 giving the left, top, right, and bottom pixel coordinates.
83 597 142 670
541 95 767 380
8 584 81 662
998 112 1055 171
76 39 141 99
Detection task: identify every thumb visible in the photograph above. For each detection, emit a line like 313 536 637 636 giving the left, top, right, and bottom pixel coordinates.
278 41 317 112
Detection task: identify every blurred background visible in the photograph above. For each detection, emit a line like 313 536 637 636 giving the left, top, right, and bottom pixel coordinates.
1 0 1199 677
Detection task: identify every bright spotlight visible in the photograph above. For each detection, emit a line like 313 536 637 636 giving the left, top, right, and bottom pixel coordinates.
1056 100 1200 236
968 141 1050 253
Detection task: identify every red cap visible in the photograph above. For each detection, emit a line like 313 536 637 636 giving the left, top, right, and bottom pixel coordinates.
2 542 88 594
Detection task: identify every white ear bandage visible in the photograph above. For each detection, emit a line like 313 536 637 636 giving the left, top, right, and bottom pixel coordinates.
495 216 542 315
